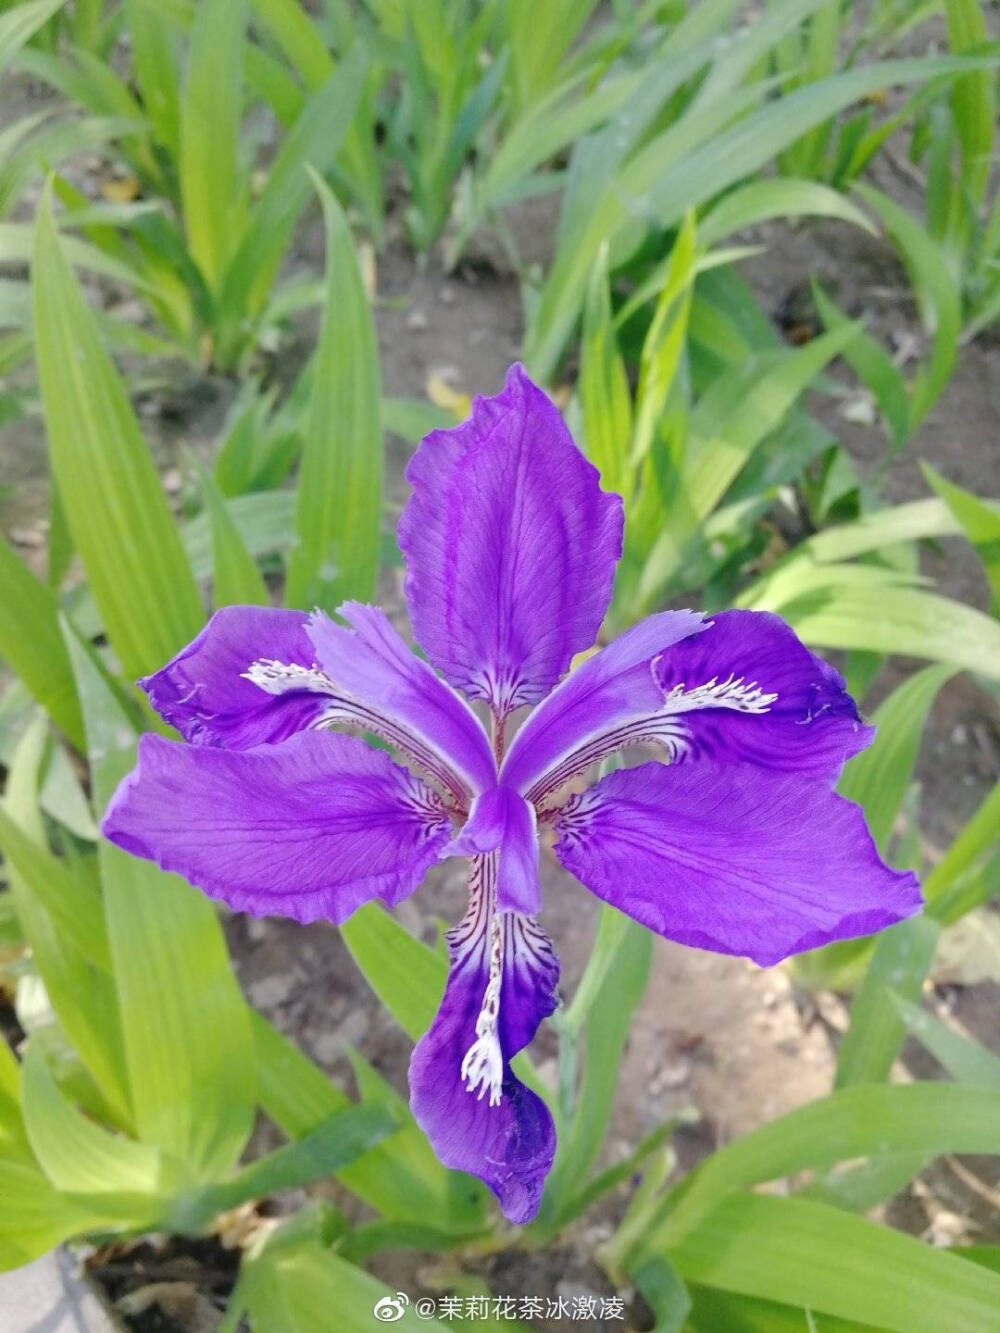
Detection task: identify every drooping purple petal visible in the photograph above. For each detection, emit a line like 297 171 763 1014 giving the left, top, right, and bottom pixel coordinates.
554 761 921 967
307 603 495 801
650 610 874 780
446 786 541 915
409 854 559 1223
502 609 872 801
398 363 625 716
500 610 707 799
101 731 451 925
140 606 334 749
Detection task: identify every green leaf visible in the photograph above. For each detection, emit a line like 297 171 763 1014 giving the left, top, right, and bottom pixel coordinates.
802 1151 932 1216
812 280 911 454
505 0 600 115
579 242 632 495
285 174 382 612
382 396 451 442
631 212 697 472
838 664 955 855
834 916 941 1088
214 43 367 358
527 52 999 377
0 219 154 290
65 622 255 1181
0 1160 105 1271
32 188 203 681
252 1010 351 1136
638 324 860 610
856 184 961 427
632 1255 691 1333
803 497 968 564
682 323 860 525
180 1104 398 1229
240 1228 453 1333
542 911 651 1223
662 1194 1000 1333
740 564 1000 682
340 905 445 1043
699 178 876 247
924 780 1000 913
252 1014 478 1228
2 716 131 1125
197 466 268 608
0 535 83 747
651 1081 1000 1248
0 804 110 970
688 1285 877 1333
21 1043 164 1198
0 0 65 78
944 0 994 203
178 0 247 293
922 464 1000 614
125 0 182 158
890 993 1000 1087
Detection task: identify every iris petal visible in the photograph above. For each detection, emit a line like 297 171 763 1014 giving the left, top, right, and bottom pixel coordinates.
308 603 495 801
502 609 872 800
554 760 922 967
409 853 559 1223
140 606 332 749
101 730 451 925
398 363 624 716
446 787 542 915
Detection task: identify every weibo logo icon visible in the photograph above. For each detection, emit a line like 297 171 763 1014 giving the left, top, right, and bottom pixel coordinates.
373 1292 410 1323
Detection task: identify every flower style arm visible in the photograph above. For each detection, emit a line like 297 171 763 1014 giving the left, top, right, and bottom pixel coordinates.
502 609 875 802
140 603 495 806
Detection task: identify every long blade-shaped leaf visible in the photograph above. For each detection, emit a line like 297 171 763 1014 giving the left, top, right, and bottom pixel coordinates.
741 564 1000 681
922 463 1000 614
0 536 83 746
32 189 203 681
527 52 999 376
21 1043 164 1197
285 175 381 611
891 993 1000 1088
657 1082 1000 1245
0 0 65 78
197 467 268 608
178 0 247 294
214 43 367 357
837 663 956 855
663 1193 1000 1333
2 716 131 1124
834 915 941 1088
64 621 255 1181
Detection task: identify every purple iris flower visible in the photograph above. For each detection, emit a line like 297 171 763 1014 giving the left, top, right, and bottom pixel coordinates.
102 364 921 1224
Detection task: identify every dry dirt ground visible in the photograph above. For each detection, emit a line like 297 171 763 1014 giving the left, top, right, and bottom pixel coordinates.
2 89 999 1333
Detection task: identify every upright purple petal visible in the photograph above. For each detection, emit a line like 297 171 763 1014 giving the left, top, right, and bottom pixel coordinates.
446 786 541 915
409 855 559 1223
101 731 451 925
398 364 624 716
308 603 495 801
554 762 921 967
140 606 334 749
502 609 871 801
